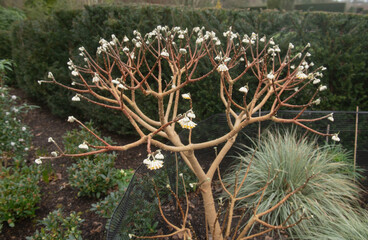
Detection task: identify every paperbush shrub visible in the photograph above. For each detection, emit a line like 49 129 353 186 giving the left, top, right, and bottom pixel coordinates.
11 6 368 134
0 165 41 228
26 208 84 240
67 153 117 198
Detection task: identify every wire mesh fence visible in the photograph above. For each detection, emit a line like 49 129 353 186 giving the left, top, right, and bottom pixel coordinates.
107 110 368 239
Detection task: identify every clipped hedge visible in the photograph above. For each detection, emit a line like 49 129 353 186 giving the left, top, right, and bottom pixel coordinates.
11 5 368 134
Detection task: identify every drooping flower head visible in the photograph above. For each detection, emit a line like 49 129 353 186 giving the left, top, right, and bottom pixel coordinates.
178 116 197 129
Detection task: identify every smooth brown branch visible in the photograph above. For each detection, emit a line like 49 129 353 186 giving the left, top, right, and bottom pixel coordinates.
78 94 121 110
239 227 273 240
231 207 247 240
153 181 181 231
74 119 111 146
272 117 333 137
180 173 190 228
135 228 190 239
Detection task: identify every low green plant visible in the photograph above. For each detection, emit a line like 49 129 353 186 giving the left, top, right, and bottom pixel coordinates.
91 191 124 219
120 189 159 236
222 130 364 239
0 165 41 228
91 168 162 236
0 86 36 167
26 208 84 240
91 168 134 218
67 153 117 198
326 143 364 179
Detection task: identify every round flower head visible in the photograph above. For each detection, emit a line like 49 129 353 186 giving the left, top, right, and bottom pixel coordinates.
217 63 228 72
72 94 80 101
144 158 163 170
179 48 187 54
92 73 100 83
267 72 275 80
327 113 334 122
161 49 169 57
143 157 151 165
68 116 76 122
78 142 89 150
35 158 42 164
239 86 248 94
319 85 327 92
313 98 321 105
154 150 164 160
178 116 197 129
296 72 308 80
48 72 54 79
332 134 340 142
182 93 191 100
71 70 79 76
312 79 321 85
186 110 196 119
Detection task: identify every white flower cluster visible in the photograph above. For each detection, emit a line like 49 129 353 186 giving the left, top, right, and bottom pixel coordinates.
223 27 237 40
143 150 164 170
267 72 275 80
72 94 80 101
92 73 100 83
178 116 197 129
78 141 89 150
111 78 127 90
214 52 231 63
67 58 79 77
177 107 197 129
267 44 281 57
217 63 229 72
242 32 258 45
239 85 249 94
96 34 119 54
132 30 143 48
78 46 88 62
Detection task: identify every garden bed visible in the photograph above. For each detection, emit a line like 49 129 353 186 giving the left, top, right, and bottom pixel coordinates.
1 87 146 240
1 87 367 240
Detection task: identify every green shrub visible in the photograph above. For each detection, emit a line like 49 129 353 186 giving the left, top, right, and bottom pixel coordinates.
0 86 35 162
90 168 134 218
67 153 117 198
0 165 41 228
26 208 84 240
222 130 364 239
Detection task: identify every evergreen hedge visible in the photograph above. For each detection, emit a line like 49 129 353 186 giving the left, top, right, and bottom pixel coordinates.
11 5 368 134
